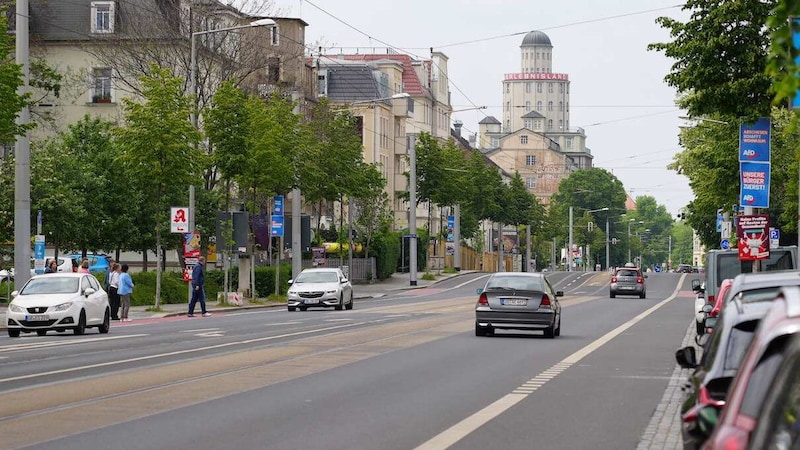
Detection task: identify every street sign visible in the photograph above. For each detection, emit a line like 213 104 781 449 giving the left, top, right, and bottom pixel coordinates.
271 215 284 237
770 227 780 248
403 233 417 238
721 239 730 250
273 195 284 216
34 235 45 274
170 207 189 233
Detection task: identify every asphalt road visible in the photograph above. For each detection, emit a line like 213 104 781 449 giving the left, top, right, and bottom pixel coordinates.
0 271 694 450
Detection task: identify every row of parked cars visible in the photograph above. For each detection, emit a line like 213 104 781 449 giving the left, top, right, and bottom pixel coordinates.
676 246 800 449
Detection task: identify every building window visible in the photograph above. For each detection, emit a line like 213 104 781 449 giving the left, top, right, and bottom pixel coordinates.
491 137 499 148
547 101 553 111
566 102 569 112
559 101 563 111
506 101 510 111
270 25 280 46
547 119 553 130
536 101 542 111
536 52 539 60
525 82 531 93
91 1 115 34
92 67 112 103
534 119 541 129
559 84 564 93
525 101 531 111
317 73 327 96
536 82 542 93
526 177 536 189
548 83 553 93
520 135 528 145
526 155 536 165
559 119 563 130
566 137 573 149
267 57 280 83
524 119 532 129
506 84 510 94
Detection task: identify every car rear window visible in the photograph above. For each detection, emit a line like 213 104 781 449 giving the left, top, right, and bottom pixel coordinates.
717 251 796 288
616 270 638 277
486 276 542 291
740 287 781 303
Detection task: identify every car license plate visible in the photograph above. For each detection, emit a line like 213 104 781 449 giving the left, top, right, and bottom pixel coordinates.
501 298 527 306
303 299 319 304
620 286 634 290
27 314 49 321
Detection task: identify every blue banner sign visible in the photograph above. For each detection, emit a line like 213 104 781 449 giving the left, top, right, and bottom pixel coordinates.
273 195 284 217
270 215 284 237
739 118 770 162
740 161 771 208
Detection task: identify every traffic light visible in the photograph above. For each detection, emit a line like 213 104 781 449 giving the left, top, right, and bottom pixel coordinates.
588 221 594 231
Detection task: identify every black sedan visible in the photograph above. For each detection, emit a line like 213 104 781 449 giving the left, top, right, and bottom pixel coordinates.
475 272 562 338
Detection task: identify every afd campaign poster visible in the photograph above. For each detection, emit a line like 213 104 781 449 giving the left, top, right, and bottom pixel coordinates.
737 214 770 261
739 117 771 208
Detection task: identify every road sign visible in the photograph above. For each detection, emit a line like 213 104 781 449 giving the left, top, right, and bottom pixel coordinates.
403 233 417 238
770 227 780 248
721 239 730 250
171 207 189 233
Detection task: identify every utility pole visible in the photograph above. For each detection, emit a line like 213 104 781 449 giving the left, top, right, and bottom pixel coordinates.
14 0 32 288
408 133 418 286
567 206 574 271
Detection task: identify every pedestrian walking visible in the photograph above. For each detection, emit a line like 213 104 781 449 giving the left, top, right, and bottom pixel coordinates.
108 263 121 320
44 259 57 274
117 264 134 322
188 256 211 317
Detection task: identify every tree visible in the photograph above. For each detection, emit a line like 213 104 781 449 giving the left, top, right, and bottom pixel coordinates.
648 0 775 120
0 4 32 145
115 65 203 307
204 80 249 206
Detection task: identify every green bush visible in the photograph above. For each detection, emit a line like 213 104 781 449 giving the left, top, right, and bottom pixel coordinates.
129 271 192 306
206 265 292 299
369 230 400 280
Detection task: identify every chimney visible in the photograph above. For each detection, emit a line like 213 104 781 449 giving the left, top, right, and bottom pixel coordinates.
453 120 463 137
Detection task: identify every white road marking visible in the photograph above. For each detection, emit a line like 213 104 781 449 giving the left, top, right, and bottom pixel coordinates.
0 321 368 384
0 334 149 353
415 275 687 450
182 328 220 333
264 322 303 326
324 319 354 322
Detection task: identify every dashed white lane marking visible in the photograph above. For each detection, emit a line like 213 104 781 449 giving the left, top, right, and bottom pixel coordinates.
415 274 687 450
0 334 148 353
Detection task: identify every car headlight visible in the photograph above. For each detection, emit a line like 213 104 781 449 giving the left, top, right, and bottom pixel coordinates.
9 303 25 313
52 302 73 311
325 290 337 294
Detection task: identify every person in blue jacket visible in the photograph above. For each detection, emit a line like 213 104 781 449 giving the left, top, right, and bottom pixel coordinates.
188 256 211 317
117 264 134 322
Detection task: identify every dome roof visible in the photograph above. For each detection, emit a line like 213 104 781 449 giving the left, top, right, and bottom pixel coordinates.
521 30 552 47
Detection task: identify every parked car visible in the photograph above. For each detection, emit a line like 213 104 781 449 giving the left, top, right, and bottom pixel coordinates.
610 263 647 298
475 272 562 338
691 247 797 319
747 331 800 449
30 256 79 275
286 268 353 311
694 284 800 449
6 273 111 337
675 297 773 450
67 253 111 274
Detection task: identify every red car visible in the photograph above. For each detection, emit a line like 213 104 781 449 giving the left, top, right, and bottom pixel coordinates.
709 279 733 320
696 283 800 449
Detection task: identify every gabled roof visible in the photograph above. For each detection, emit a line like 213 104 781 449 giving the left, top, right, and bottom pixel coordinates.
324 64 384 103
479 116 501 125
332 54 428 97
521 110 545 119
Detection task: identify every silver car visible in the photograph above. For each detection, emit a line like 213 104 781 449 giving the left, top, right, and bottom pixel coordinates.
610 264 647 298
475 272 563 338
287 268 353 311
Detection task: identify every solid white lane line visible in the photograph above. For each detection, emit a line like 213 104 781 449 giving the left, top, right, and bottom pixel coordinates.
0 321 367 384
0 334 149 353
415 275 687 450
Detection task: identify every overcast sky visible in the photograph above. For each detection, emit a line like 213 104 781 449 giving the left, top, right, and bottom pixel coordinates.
273 0 692 216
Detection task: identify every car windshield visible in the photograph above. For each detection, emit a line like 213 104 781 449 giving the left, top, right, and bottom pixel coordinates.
295 272 339 283
486 276 542 291
20 277 79 295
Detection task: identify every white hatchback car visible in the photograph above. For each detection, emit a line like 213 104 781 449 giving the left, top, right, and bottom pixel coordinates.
6 273 110 337
286 268 353 311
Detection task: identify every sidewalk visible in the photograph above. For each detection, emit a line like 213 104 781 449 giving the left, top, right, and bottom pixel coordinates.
0 270 466 323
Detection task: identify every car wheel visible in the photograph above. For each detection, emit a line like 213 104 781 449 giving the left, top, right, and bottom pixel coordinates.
475 322 489 337
640 292 646 299
345 294 354 310
544 323 556 339
36 330 47 336
73 311 86 335
98 309 110 334
335 295 345 311
288 306 296 312
8 329 20 338
555 317 561 337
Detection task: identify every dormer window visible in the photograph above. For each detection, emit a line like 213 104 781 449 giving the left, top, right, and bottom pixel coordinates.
91 2 115 34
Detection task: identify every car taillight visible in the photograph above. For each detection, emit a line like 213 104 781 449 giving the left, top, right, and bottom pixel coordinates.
478 293 488 306
720 429 748 450
707 295 715 306
611 276 617 283
637 277 643 284
540 294 551 307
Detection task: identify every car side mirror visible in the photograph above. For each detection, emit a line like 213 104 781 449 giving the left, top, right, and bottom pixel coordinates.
341 278 349 284
476 288 484 295
675 346 698 369
10 290 18 297
702 304 713 313
704 316 718 330
644 274 648 278
84 288 96 297
287 279 294 286
696 405 721 437
691 279 702 292
555 290 564 297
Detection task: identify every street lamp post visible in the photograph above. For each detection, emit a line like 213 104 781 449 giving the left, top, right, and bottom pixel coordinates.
568 206 608 272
